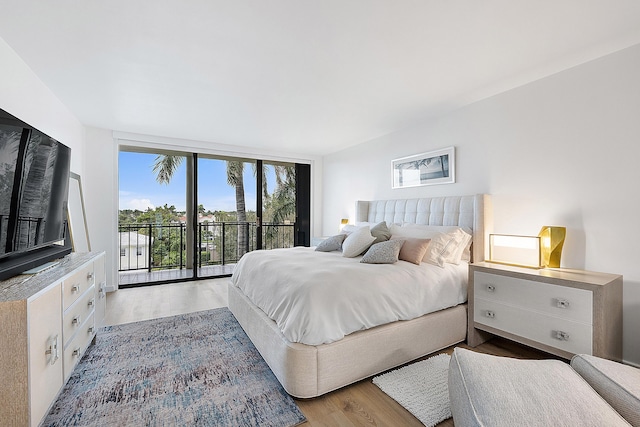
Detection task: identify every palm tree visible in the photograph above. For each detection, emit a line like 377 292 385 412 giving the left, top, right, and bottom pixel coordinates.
266 165 296 246
152 155 249 260
225 160 248 258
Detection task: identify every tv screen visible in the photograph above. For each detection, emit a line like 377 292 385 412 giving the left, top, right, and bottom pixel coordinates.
0 108 72 279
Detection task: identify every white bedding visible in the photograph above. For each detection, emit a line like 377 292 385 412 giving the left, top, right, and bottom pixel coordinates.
231 246 468 345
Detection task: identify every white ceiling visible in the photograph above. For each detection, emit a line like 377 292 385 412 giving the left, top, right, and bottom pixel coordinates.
2 1 640 156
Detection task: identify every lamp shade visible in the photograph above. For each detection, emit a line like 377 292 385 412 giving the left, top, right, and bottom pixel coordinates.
538 226 566 268
489 234 542 268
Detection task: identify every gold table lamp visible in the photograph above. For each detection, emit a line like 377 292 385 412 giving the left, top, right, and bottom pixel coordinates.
538 226 566 268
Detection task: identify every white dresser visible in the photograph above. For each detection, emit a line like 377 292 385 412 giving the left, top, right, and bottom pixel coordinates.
0 252 106 427
468 262 622 361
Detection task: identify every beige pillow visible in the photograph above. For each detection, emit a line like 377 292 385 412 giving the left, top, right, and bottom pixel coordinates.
392 224 473 262
392 237 431 265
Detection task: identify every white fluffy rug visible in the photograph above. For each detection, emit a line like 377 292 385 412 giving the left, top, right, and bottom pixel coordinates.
373 353 451 427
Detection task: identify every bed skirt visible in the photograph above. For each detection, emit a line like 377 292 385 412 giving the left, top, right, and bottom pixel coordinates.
228 283 467 398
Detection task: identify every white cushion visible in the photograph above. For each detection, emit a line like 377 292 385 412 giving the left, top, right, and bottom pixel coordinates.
423 228 471 267
342 226 375 258
448 348 629 427
391 224 472 264
571 354 640 426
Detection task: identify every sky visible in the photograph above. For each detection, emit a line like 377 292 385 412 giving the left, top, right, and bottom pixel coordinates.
118 152 276 212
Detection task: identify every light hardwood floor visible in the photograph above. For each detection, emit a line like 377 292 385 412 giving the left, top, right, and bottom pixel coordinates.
105 278 230 326
105 281 553 426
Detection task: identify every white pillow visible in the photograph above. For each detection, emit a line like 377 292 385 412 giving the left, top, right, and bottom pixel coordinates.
400 223 471 236
449 229 472 264
424 228 472 267
393 224 472 262
355 221 380 227
341 224 361 235
342 226 376 258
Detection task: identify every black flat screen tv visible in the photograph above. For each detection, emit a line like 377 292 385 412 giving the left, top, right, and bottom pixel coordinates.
0 108 72 281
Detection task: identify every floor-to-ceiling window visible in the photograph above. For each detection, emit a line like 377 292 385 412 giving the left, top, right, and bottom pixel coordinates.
118 147 309 287
196 156 257 279
118 149 194 286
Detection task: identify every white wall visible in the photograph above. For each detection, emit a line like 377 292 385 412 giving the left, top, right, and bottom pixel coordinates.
322 43 640 365
83 127 118 291
0 37 85 174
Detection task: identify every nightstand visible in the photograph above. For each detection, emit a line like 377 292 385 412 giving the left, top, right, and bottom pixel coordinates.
468 262 623 361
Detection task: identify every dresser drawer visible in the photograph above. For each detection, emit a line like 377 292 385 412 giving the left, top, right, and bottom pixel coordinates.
474 297 593 355
62 264 95 311
63 285 95 346
63 311 95 381
474 271 593 324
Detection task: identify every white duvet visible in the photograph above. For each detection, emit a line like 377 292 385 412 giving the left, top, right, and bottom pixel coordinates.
231 247 468 345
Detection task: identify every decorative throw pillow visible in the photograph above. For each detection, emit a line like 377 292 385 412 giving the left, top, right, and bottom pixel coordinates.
392 237 431 265
424 228 472 267
341 224 359 235
315 234 346 252
361 239 404 264
448 229 472 264
370 221 392 244
342 226 376 258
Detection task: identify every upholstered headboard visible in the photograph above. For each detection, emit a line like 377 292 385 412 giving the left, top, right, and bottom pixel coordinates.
355 194 492 262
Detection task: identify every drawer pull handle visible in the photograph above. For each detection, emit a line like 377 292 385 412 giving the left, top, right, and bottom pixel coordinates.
72 347 81 357
88 298 95 308
555 331 570 341
88 326 95 334
71 284 81 293
556 299 570 309
45 335 59 365
485 310 495 319
72 315 81 325
486 285 496 292
87 272 95 280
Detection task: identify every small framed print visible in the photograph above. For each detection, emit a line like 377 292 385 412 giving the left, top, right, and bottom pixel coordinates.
392 146 455 188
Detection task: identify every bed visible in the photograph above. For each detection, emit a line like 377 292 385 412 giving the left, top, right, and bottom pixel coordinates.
228 194 491 398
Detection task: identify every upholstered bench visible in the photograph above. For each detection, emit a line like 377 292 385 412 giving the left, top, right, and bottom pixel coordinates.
448 348 639 426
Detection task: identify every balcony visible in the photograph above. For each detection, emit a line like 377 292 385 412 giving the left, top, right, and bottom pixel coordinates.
118 221 294 286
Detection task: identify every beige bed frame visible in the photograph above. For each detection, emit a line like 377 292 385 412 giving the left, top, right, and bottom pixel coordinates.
228 194 491 398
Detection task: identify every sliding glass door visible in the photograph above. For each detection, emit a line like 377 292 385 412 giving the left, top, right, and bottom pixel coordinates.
118 147 310 286
260 162 296 250
196 156 256 278
118 149 193 286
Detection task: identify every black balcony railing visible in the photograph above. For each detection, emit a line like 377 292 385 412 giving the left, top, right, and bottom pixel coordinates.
118 222 295 272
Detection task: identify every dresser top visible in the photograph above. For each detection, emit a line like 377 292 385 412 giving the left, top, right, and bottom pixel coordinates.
0 252 103 302
471 261 622 287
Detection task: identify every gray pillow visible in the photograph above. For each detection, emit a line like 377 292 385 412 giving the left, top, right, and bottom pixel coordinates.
315 234 346 252
370 221 392 244
361 239 404 264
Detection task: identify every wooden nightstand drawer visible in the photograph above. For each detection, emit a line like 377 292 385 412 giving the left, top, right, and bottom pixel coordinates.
474 297 593 355
474 271 593 324
468 262 623 360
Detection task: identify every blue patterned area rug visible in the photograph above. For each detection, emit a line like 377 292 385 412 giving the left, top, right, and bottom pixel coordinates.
43 308 306 427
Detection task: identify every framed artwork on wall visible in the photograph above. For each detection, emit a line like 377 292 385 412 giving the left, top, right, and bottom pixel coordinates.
392 146 455 188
